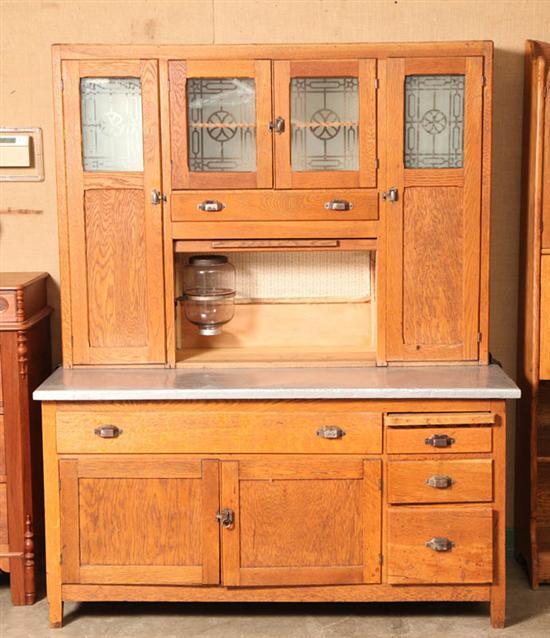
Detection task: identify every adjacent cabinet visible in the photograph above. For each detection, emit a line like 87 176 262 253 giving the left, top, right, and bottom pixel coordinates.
516 39 550 587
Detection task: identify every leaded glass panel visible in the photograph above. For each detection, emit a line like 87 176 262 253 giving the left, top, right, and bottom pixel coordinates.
187 78 256 173
404 74 465 169
291 77 359 172
80 78 143 172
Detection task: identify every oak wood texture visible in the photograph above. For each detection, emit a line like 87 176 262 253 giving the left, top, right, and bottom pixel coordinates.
169 60 272 191
387 459 493 504
171 189 378 222
59 457 219 586
385 56 484 362
515 40 550 588
540 256 550 378
0 273 51 605
386 426 492 455
55 406 382 455
221 457 381 587
60 59 166 366
273 59 376 189
387 507 493 584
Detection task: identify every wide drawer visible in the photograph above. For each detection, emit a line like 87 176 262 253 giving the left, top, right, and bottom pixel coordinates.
56 406 382 454
386 426 492 454
387 507 493 584
387 459 493 504
171 189 378 222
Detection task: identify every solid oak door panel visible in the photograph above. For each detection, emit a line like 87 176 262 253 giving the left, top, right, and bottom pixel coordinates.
62 60 165 365
385 57 483 361
169 60 272 190
59 458 220 585
273 59 376 189
220 458 381 587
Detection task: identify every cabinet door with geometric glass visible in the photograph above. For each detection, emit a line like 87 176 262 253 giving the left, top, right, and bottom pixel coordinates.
61 60 166 365
273 59 376 189
169 60 273 190
385 57 484 362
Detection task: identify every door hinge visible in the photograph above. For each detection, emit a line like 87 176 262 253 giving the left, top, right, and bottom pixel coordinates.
378 477 383 491
374 158 380 170
477 332 483 343
60 79 64 91
379 553 384 565
374 78 379 89
481 75 487 86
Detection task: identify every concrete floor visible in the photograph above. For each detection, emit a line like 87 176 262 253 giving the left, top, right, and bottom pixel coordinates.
0 562 548 638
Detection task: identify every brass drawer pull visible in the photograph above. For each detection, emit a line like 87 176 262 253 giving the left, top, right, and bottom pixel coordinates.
425 434 455 448
94 425 123 439
324 199 353 211
198 200 225 212
216 508 235 529
425 475 454 489
316 426 346 439
426 537 455 552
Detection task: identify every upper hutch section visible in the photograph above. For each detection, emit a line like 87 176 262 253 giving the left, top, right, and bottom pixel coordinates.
52 42 493 368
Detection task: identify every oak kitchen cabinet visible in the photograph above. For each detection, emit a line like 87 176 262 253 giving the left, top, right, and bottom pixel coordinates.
38 41 518 630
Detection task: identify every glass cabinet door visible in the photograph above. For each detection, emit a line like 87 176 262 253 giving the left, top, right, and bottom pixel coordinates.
169 60 272 189
385 57 484 362
273 60 376 188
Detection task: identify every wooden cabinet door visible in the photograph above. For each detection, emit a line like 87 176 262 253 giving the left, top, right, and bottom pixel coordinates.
59 458 219 585
61 60 166 365
220 457 381 587
385 57 484 361
169 60 272 190
542 61 550 250
273 59 377 189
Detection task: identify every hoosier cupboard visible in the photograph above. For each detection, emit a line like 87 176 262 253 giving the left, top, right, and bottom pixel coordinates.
35 41 519 628
516 39 550 587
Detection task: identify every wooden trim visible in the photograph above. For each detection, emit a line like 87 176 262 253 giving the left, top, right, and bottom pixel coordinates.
384 412 496 427
59 460 80 583
220 460 240 587
52 42 494 61
79 565 204 585
238 566 364 587
363 459 382 583
201 460 220 585
61 582 491 602
490 401 506 628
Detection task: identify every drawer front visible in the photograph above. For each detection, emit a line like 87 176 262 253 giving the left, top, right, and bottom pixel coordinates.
171 189 378 222
387 507 493 584
0 292 17 323
56 408 382 454
386 426 492 454
387 459 493 504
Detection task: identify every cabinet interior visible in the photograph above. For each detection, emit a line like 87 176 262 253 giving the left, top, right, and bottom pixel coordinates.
174 242 377 367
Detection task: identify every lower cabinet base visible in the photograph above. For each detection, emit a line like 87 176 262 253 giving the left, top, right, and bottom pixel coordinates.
51 583 505 629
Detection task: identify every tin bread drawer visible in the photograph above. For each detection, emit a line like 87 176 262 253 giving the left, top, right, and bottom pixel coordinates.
387 459 493 504
55 403 382 454
387 507 494 584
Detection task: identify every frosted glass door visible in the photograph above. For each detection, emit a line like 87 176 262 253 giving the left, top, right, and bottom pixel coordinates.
274 59 376 189
169 60 272 189
80 78 143 172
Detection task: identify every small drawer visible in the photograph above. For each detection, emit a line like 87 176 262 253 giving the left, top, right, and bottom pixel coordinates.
387 507 493 584
386 427 492 454
387 459 493 504
56 406 382 455
171 189 378 223
0 293 17 323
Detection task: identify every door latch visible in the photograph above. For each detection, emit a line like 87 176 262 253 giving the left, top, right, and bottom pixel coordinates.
268 116 285 134
382 187 398 202
216 508 235 529
151 189 167 205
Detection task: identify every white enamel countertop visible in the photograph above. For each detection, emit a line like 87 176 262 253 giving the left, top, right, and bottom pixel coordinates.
34 364 520 402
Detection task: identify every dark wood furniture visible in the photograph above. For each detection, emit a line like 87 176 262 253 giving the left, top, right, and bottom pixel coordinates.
0 272 51 603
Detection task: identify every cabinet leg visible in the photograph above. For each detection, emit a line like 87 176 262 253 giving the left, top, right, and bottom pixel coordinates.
49 599 64 629
490 587 506 629
24 515 36 604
